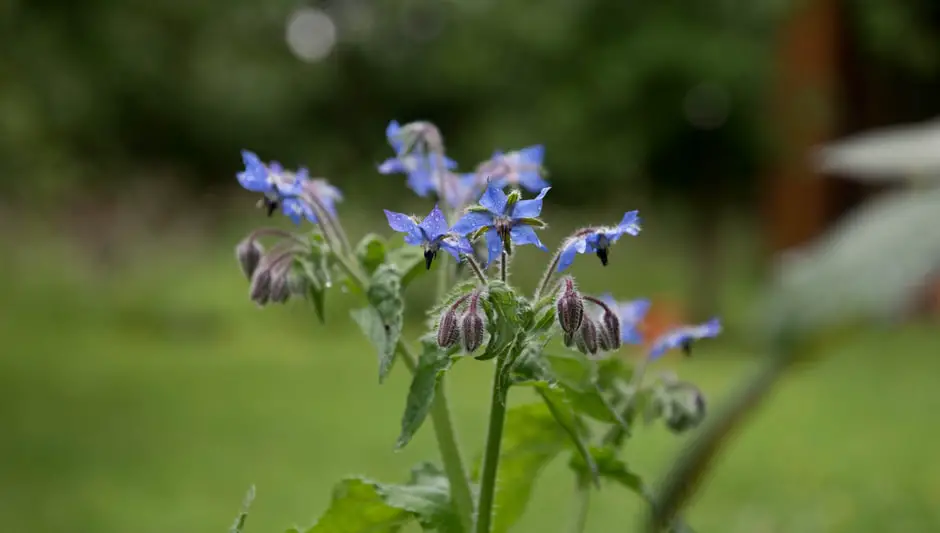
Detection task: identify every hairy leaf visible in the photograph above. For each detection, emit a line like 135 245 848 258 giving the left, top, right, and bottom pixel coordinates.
378 463 462 533
365 264 404 383
396 343 454 449
473 403 568 533
303 478 412 533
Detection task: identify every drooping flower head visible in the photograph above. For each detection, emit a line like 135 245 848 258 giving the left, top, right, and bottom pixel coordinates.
384 204 473 269
379 120 460 201
557 211 642 272
236 150 343 225
475 145 548 193
451 183 550 266
598 294 651 345
648 318 722 360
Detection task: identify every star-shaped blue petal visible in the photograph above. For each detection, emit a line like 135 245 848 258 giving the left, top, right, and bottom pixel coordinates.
557 211 642 272
648 318 722 360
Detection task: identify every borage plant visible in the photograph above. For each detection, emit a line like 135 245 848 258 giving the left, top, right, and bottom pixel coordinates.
231 120 722 533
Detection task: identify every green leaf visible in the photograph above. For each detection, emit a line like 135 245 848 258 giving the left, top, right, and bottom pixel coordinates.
396 343 454 449
304 478 412 533
378 463 462 533
473 403 569 533
766 187 940 339
355 233 387 275
228 484 256 533
297 252 332 324
569 446 643 494
387 246 427 288
366 264 405 383
536 386 599 487
530 305 556 333
515 217 547 229
538 354 629 426
304 465 461 533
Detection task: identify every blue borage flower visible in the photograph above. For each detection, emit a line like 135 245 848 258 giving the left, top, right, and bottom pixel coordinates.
476 145 548 193
384 204 473 269
557 211 642 271
237 150 342 225
649 318 722 360
451 184 550 266
380 120 459 200
598 294 651 345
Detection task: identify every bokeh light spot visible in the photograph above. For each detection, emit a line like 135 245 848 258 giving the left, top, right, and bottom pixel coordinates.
286 7 337 63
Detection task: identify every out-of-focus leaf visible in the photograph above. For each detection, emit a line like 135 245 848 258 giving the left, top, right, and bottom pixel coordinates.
365 264 404 383
536 386 599 487
387 246 427 288
229 484 256 533
767 187 940 337
569 446 642 494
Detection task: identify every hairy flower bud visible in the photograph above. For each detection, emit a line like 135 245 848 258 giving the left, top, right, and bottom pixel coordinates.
461 312 485 353
597 326 612 352
249 268 272 306
601 308 621 350
437 309 460 348
460 291 485 353
236 238 264 280
268 268 291 304
556 278 584 335
563 331 576 347
577 318 599 356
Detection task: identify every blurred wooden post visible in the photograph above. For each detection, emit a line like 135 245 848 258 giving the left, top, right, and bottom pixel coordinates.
764 0 842 255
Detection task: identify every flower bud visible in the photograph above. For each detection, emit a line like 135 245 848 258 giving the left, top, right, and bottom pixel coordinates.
268 269 291 304
437 309 459 348
601 309 621 350
664 383 707 434
249 268 272 306
461 312 485 353
460 291 485 353
576 318 599 356
556 279 584 335
236 238 264 280
597 326 612 352
563 331 576 348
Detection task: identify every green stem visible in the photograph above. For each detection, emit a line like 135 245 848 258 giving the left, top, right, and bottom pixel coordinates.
568 473 591 533
533 247 562 300
333 251 474 532
462 255 488 285
500 252 508 283
475 358 509 533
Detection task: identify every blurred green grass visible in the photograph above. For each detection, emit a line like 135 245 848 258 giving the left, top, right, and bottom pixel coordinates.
2 217 940 533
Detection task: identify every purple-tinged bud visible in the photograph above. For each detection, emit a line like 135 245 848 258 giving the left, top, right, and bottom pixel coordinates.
601 308 621 350
249 268 272 306
236 238 264 280
460 291 486 353
556 278 584 335
597 327 612 352
563 331 576 347
437 309 460 348
268 268 291 304
577 318 599 356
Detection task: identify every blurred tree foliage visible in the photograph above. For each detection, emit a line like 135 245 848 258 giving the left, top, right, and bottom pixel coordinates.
1 0 938 206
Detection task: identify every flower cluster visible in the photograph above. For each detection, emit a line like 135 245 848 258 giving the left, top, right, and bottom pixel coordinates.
230 118 725 533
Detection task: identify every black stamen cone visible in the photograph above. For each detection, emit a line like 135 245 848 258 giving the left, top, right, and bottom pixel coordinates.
424 249 436 270
264 198 279 217
595 247 609 266
681 339 693 357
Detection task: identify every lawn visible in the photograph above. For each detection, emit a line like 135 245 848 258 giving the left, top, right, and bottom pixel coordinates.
2 222 939 533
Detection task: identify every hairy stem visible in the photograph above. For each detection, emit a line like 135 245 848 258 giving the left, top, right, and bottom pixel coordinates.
500 252 508 283
463 255 488 285
475 357 509 533
533 246 563 300
568 473 592 533
304 191 352 254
